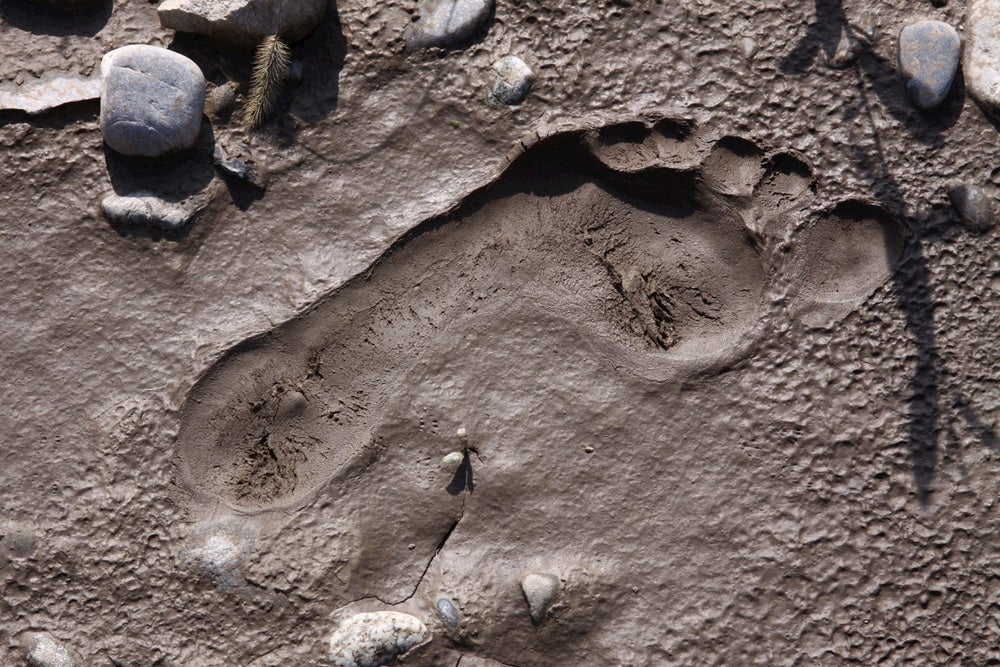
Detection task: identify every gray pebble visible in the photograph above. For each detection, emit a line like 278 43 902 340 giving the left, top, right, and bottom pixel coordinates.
490 56 534 105
435 597 461 627
101 191 206 230
213 140 266 189
408 0 493 48
520 572 560 625
948 183 995 230
22 632 82 667
967 0 1000 115
100 45 205 158
898 20 960 109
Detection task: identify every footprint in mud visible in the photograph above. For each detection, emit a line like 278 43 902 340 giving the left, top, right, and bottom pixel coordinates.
176 115 903 513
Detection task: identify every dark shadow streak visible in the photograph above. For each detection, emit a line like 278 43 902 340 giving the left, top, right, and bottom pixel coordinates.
445 453 474 495
782 0 996 502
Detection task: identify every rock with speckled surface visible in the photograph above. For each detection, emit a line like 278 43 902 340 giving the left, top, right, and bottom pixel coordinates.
898 20 960 109
407 0 493 48
490 55 534 105
100 45 205 157
22 633 82 667
328 611 428 667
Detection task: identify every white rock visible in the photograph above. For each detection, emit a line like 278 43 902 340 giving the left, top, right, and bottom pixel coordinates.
22 632 82 667
490 56 534 105
328 611 428 667
100 45 205 157
158 0 325 48
966 0 1000 115
408 0 493 49
441 451 464 468
0 76 100 115
101 191 206 230
520 572 560 624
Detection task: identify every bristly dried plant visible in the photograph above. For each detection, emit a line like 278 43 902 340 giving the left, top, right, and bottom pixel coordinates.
244 35 291 129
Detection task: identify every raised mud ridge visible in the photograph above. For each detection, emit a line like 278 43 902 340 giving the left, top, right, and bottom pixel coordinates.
176 116 903 512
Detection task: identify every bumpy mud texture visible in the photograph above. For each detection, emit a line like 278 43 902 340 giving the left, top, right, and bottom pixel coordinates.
5 0 1000 665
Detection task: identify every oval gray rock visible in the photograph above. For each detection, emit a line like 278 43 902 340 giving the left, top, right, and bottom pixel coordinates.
158 0 325 48
408 0 493 48
948 183 995 230
898 20 960 109
490 55 534 105
966 0 1000 115
435 597 461 627
100 45 206 158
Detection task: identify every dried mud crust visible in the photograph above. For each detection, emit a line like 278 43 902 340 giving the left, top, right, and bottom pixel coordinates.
176 116 903 512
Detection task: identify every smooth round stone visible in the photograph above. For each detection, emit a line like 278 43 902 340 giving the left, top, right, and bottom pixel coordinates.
490 55 534 105
948 183 995 230
408 0 493 48
898 20 961 109
435 597 461 627
100 45 206 158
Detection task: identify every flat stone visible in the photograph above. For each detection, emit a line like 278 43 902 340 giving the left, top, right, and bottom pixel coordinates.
213 140 266 189
101 191 207 230
967 0 1000 115
948 183 995 230
328 611 428 667
0 75 100 115
408 0 493 48
520 572 560 624
490 55 534 105
100 45 206 158
898 20 960 109
158 0 325 48
22 632 82 667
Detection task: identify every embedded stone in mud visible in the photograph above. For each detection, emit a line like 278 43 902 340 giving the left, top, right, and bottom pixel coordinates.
490 55 534 105
521 572 561 624
328 611 428 667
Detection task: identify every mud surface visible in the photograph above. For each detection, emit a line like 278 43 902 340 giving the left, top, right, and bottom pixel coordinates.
3 0 1000 665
